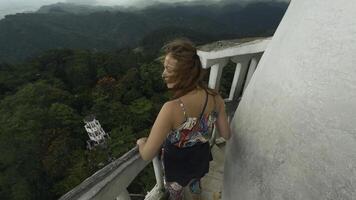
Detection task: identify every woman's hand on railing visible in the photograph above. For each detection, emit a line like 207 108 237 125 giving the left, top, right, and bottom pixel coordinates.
136 137 147 146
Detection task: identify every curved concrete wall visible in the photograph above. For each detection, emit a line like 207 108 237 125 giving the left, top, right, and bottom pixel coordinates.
223 0 356 199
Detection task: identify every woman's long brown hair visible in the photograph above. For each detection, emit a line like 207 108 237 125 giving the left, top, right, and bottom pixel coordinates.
162 38 217 98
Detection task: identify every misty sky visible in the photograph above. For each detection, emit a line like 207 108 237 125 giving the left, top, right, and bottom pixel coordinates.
0 0 289 19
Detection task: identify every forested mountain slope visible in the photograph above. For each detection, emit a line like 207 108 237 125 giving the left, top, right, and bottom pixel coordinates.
0 1 288 63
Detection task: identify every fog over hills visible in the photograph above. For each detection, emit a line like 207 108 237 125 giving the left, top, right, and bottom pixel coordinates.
0 0 289 63
0 0 290 18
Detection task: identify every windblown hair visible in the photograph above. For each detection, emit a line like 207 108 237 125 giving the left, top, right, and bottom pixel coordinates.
162 38 217 98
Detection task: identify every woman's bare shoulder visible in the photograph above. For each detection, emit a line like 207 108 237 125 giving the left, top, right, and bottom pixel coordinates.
161 100 179 112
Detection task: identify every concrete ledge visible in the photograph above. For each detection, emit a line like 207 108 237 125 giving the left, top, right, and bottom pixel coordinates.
59 146 149 200
197 37 271 68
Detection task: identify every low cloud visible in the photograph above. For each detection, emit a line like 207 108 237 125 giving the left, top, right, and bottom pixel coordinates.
0 0 290 19
66 0 97 5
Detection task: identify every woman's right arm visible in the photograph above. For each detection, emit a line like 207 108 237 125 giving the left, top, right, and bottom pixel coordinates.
215 95 231 140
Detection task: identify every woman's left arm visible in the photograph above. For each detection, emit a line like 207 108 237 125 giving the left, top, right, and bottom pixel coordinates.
137 102 173 161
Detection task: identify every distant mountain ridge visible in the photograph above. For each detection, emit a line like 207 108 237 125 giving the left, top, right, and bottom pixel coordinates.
0 1 288 63
36 2 129 14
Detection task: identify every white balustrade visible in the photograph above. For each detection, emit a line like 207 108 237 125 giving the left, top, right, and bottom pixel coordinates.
208 59 229 90
229 57 250 102
243 55 262 92
152 157 164 190
228 63 242 101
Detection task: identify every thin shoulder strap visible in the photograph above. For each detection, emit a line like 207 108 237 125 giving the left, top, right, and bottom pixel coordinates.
199 89 209 120
177 99 187 119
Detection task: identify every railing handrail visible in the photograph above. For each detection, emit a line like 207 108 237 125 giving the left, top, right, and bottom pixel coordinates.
59 146 149 200
197 37 270 69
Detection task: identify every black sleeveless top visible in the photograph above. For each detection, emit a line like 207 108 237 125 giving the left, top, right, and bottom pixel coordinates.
163 90 216 186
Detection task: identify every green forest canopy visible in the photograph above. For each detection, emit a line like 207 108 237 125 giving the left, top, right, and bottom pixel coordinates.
0 48 170 199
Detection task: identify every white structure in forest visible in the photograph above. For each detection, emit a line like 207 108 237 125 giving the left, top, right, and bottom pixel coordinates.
223 0 356 199
84 115 110 150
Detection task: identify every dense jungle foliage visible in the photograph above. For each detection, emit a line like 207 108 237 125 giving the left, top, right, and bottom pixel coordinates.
0 48 170 199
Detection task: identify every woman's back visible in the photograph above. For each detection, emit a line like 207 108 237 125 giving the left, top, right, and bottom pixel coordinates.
171 88 218 130
163 88 216 187
167 88 218 148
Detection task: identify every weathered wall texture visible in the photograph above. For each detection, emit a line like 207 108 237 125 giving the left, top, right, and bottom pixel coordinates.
223 0 356 199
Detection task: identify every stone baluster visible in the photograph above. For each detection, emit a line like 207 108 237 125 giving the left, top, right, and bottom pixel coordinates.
242 54 262 92
230 56 251 102
152 156 164 190
208 59 228 90
208 59 228 145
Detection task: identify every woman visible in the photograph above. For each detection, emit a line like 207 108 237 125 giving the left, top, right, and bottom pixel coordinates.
137 39 230 200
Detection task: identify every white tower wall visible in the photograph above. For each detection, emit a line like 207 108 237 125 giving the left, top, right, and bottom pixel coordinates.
223 0 356 199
